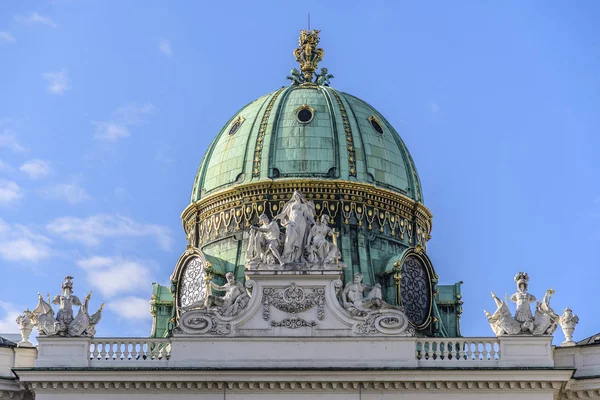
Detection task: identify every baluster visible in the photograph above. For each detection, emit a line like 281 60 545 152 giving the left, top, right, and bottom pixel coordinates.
136 342 142 360
475 342 483 360
99 342 107 360
482 342 489 360
124 341 130 360
494 342 500 359
489 342 495 360
118 342 127 361
157 342 164 359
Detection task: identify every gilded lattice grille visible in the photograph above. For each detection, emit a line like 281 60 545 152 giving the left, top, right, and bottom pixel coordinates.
179 257 207 308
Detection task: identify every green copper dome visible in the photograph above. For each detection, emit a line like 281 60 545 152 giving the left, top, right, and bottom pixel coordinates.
191 85 424 203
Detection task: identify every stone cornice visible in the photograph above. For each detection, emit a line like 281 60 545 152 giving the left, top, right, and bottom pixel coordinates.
15 368 573 393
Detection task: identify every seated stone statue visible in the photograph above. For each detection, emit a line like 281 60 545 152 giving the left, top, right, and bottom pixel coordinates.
204 272 249 317
307 214 340 264
342 273 385 315
246 214 283 265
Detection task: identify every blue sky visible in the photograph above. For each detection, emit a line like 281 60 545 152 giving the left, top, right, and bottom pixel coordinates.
0 1 599 342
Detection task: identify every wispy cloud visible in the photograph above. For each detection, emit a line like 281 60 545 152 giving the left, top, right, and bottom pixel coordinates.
76 256 153 297
158 38 172 57
93 103 154 142
0 301 21 333
115 103 155 125
0 32 16 45
92 121 129 141
39 183 91 204
47 214 172 250
15 12 58 28
42 69 70 95
0 130 26 152
0 219 53 262
20 159 51 179
107 296 151 320
0 180 24 205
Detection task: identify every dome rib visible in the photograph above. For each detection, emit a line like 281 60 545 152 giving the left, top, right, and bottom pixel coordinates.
335 89 370 183
265 86 292 179
318 86 341 179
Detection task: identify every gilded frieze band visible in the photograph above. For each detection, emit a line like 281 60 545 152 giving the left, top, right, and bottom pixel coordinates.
181 179 432 249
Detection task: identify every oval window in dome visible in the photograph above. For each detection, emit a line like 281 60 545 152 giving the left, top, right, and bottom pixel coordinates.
368 115 384 135
228 116 245 136
295 104 315 124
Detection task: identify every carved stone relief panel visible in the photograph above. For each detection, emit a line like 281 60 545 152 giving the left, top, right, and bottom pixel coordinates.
262 283 325 328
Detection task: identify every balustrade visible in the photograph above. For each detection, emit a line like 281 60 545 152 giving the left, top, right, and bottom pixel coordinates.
89 339 171 363
416 338 500 364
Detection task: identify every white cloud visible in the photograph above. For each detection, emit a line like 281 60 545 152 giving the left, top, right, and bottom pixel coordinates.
158 38 172 57
93 103 154 142
0 130 25 152
42 69 70 95
40 183 91 204
115 103 155 125
0 32 16 45
92 121 129 141
0 180 23 204
0 219 52 262
20 159 51 179
15 12 58 28
0 238 51 262
46 214 172 250
76 256 153 297
0 301 20 333
107 296 150 320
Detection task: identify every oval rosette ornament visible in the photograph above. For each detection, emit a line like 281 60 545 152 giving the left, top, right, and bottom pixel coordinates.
399 249 435 329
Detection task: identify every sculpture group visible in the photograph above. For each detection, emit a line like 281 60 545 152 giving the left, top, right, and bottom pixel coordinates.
485 271 578 341
16 276 104 345
246 190 341 269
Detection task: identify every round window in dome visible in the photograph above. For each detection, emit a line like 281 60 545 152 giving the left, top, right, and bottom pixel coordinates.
368 115 384 135
228 116 245 136
295 104 315 124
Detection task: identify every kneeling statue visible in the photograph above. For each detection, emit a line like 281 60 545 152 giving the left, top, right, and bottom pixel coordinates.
246 214 283 265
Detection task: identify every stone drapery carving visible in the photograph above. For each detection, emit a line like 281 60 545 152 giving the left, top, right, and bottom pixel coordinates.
274 190 316 263
262 283 324 328
28 276 104 337
307 214 340 264
16 309 33 347
559 307 579 346
485 272 560 337
245 190 342 270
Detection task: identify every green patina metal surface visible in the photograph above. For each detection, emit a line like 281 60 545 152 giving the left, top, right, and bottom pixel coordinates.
150 283 174 338
191 85 422 203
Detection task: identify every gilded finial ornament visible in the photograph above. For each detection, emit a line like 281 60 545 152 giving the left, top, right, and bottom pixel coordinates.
288 29 333 86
